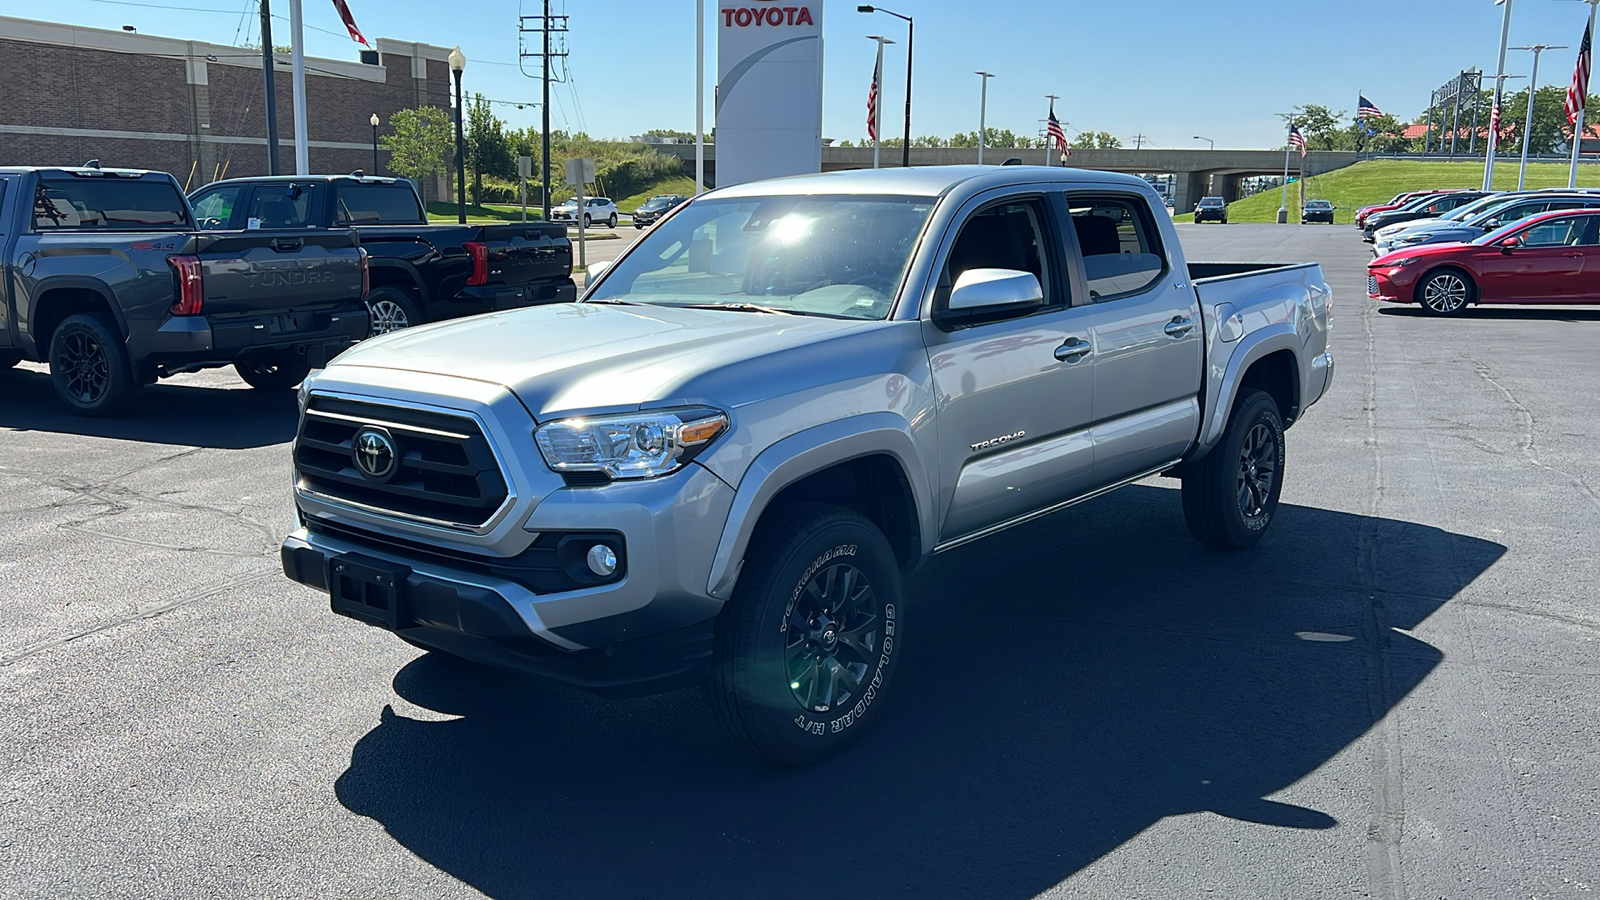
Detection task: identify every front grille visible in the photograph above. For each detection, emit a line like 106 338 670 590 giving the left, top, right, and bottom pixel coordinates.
1367 274 1379 296
295 395 510 530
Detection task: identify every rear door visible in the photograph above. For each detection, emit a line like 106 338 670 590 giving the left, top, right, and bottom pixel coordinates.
1478 214 1589 302
1065 190 1203 482
922 191 1098 543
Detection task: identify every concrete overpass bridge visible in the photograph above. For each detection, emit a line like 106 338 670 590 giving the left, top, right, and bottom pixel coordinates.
652 144 1362 213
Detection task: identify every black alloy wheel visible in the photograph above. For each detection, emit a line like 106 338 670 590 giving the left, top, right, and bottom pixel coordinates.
784 559 881 714
1236 421 1279 522
48 313 139 417
1181 389 1286 549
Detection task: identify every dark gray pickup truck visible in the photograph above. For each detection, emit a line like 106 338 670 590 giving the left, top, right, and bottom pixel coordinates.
0 166 368 415
189 175 574 335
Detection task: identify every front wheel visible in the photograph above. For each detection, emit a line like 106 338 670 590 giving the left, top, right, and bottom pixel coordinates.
607 213 618 228
365 287 423 337
709 503 904 764
1417 267 1474 316
1181 389 1285 550
49 313 140 417
583 215 591 228
234 352 311 390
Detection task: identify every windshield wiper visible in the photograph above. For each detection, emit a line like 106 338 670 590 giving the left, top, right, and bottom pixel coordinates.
582 297 640 306
678 302 803 316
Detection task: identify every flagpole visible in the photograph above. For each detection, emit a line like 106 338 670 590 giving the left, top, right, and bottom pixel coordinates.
1045 94 1059 166
868 36 892 169
695 0 705 194
1570 1 1598 189
289 0 309 175
1485 0 1515 190
975 71 993 165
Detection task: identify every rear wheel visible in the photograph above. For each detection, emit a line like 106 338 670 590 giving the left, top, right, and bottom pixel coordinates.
365 286 424 337
1417 268 1474 316
49 313 140 417
235 352 311 390
710 503 904 764
583 214 592 228
1182 389 1285 550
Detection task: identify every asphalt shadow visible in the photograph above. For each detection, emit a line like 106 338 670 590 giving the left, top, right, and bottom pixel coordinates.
1378 306 1600 322
333 484 1504 900
0 367 297 449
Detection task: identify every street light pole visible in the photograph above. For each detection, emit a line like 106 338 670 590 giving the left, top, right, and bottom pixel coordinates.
1193 135 1214 150
975 71 993 164
1512 45 1563 190
1485 0 1515 190
369 113 380 175
449 47 467 224
859 6 913 166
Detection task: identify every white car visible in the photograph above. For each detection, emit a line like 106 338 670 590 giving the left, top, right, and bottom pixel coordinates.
550 196 619 228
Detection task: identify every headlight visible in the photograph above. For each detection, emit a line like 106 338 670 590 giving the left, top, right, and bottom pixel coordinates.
535 407 729 480
1386 257 1421 267
1400 234 1429 243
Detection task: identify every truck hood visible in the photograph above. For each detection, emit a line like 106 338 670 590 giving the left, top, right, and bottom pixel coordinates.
328 302 873 419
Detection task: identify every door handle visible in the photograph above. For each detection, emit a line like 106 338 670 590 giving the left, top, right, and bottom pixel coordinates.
1054 339 1092 362
1164 316 1195 337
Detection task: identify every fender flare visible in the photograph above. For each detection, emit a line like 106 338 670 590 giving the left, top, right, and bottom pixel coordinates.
1198 326 1303 452
704 413 936 600
365 258 428 300
27 277 128 356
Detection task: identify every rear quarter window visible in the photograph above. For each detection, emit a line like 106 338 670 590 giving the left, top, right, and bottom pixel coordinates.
333 183 425 225
33 178 189 230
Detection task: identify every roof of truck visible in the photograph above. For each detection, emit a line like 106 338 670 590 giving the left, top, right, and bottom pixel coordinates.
706 165 1155 200
205 173 408 187
0 166 163 177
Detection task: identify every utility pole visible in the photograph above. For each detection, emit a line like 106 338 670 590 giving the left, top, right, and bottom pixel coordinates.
519 7 569 218
1131 133 1147 150
259 0 280 175
289 0 309 174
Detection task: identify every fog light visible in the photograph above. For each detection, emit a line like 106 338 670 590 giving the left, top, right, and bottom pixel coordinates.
586 544 618 577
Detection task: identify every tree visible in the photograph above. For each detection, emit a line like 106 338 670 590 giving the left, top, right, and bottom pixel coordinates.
465 94 515 204
1072 131 1122 150
1341 114 1408 153
950 128 1037 148
1291 104 1346 150
1498 85 1577 156
641 128 696 142
380 107 452 187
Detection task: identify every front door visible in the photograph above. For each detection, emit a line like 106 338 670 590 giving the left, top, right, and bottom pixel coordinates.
1479 214 1590 302
924 194 1098 543
1064 192 1204 483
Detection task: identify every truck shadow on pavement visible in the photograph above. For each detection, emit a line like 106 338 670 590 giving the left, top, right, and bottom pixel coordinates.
0 368 297 449
334 484 1504 900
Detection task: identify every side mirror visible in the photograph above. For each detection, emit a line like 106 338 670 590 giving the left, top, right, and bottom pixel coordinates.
1499 236 1522 251
584 260 610 282
947 268 1044 313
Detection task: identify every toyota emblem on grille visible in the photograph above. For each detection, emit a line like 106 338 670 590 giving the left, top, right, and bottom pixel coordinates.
352 427 397 480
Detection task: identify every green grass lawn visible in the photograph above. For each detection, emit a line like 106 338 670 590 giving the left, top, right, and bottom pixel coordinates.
1220 159 1600 225
424 201 540 224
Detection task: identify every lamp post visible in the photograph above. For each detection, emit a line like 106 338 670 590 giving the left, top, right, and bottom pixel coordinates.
448 46 466 224
859 5 912 167
867 36 894 169
1484 0 1515 189
369 113 380 175
975 71 994 164
1193 135 1214 150
1511 45 1564 190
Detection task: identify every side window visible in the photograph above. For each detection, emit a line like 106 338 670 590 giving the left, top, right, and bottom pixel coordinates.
1066 194 1166 301
1519 217 1585 247
942 197 1058 309
191 187 242 230
244 183 321 229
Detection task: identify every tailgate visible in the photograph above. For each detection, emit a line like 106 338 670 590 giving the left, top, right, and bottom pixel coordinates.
473 223 572 286
194 229 364 316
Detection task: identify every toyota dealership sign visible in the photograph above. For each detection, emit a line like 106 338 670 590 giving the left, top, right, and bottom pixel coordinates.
717 2 824 186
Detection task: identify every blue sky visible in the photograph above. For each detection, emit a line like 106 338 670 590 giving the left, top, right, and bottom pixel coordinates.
31 0 1600 148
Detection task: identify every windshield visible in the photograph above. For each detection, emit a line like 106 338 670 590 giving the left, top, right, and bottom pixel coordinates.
586 194 934 320
1473 213 1595 246
1199 198 1223 207
1306 201 1331 209
558 198 579 207
1439 194 1507 222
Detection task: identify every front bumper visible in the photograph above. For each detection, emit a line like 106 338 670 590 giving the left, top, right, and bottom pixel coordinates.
1367 267 1415 304
283 448 736 695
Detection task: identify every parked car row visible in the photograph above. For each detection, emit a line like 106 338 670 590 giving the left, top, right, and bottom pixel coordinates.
1371 189 1600 256
1189 196 1339 225
0 165 575 416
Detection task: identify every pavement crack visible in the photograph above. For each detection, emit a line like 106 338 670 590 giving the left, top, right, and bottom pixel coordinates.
1468 356 1600 515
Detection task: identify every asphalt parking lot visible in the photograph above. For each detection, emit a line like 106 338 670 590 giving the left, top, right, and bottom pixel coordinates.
2 223 1596 899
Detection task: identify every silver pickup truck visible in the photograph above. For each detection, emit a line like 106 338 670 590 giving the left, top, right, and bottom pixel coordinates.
281 166 1333 763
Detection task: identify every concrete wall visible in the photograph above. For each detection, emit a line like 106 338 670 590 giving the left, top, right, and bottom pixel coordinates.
0 17 453 197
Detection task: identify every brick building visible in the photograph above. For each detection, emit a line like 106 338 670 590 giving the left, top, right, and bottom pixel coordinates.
0 16 456 198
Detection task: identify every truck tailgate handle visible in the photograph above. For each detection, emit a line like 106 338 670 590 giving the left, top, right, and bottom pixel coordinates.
270 237 304 253
1164 317 1195 338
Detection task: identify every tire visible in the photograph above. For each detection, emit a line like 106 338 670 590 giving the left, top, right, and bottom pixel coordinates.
709 503 904 765
583 215 592 228
234 352 312 391
1221 217 1228 225
1181 389 1285 550
48 313 140 417
365 286 424 337
607 213 617 228
1416 267 1475 316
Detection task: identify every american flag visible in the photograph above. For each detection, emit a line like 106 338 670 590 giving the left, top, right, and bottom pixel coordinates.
1567 22 1592 126
867 53 881 141
1357 95 1384 119
1046 101 1070 157
1491 100 1502 137
1288 124 1306 158
331 0 368 46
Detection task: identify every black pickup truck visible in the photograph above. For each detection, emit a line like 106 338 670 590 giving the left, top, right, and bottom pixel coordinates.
0 166 368 416
189 175 575 335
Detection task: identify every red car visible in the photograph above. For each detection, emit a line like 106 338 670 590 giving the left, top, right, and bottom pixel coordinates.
1355 190 1452 229
1368 209 1600 315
